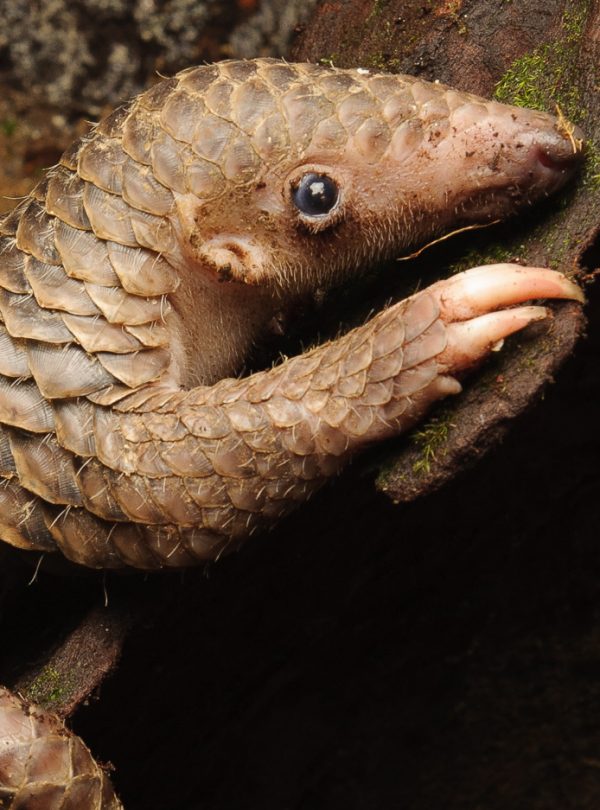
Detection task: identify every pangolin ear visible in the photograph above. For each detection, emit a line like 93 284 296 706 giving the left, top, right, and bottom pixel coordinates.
197 235 271 285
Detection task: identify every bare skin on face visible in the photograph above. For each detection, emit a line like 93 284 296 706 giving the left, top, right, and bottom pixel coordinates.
0 59 584 570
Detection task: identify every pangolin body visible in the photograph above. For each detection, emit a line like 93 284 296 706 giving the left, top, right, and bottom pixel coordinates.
0 59 586 810
0 58 583 569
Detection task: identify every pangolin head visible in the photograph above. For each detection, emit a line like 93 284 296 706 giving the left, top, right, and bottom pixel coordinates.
166 59 583 297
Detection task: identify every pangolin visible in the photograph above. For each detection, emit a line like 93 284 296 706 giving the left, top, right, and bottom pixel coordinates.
0 58 583 570
0 58 586 808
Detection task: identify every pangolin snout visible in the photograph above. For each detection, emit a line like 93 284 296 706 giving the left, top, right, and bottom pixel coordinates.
509 111 585 193
534 123 585 174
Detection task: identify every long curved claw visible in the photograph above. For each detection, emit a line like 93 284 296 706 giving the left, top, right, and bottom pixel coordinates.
425 263 584 374
438 305 548 372
429 263 584 322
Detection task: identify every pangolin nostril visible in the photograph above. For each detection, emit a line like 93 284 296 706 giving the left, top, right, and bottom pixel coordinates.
537 146 584 172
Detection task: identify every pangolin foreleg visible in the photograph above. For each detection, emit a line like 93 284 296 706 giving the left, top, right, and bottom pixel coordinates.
35 263 581 569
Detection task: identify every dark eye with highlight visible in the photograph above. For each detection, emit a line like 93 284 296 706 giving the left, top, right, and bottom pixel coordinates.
291 173 339 217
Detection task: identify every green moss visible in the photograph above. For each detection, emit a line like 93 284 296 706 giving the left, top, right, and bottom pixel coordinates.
449 241 521 275
494 3 590 123
0 117 17 137
24 665 69 706
366 0 389 22
411 411 454 475
583 139 600 190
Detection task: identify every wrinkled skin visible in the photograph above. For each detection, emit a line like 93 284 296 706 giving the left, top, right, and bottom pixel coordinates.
0 58 583 569
0 58 586 809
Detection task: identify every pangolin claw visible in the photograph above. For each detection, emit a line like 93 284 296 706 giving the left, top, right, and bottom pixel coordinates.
430 263 584 373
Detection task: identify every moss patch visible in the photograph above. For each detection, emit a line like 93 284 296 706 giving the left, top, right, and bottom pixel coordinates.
494 3 590 123
411 411 455 475
23 665 71 707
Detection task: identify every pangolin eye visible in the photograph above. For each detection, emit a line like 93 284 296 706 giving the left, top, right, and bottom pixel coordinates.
291 173 339 217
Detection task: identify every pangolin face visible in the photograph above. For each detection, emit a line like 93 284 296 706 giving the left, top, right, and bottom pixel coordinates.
172 60 582 298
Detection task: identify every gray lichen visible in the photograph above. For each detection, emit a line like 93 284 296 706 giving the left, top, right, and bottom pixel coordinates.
0 0 315 117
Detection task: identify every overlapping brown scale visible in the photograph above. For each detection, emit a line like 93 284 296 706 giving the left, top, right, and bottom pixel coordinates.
0 201 26 237
140 77 179 112
106 240 179 297
87 383 138 406
181 524 230 561
83 183 138 245
121 106 160 165
353 117 391 162
137 523 199 567
8 431 84 506
159 88 202 145
382 89 420 128
184 475 230 509
97 102 131 138
202 78 235 119
225 477 267 512
282 84 335 148
96 346 171 388
192 111 237 163
15 201 61 265
78 137 128 196
259 60 299 92
76 460 130 522
150 131 192 194
25 257 100 316
0 479 56 551
392 361 439 398
159 436 217 477
401 319 448 369
44 504 126 569
0 289 73 343
0 687 123 808
127 209 181 264
138 475 204 526
252 111 291 160
100 469 170 523
121 158 175 216
0 377 55 432
53 400 98 457
27 342 117 398
186 159 227 200
84 283 166 326
310 115 348 153
107 521 161 568
62 312 145 353
54 221 120 285
0 239 31 293
220 133 261 183
0 325 31 378
124 321 169 348
210 435 256 479
231 78 278 135
177 64 219 95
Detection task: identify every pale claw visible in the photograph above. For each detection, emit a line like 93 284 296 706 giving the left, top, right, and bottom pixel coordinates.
431 263 584 321
429 264 584 374
439 305 548 371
